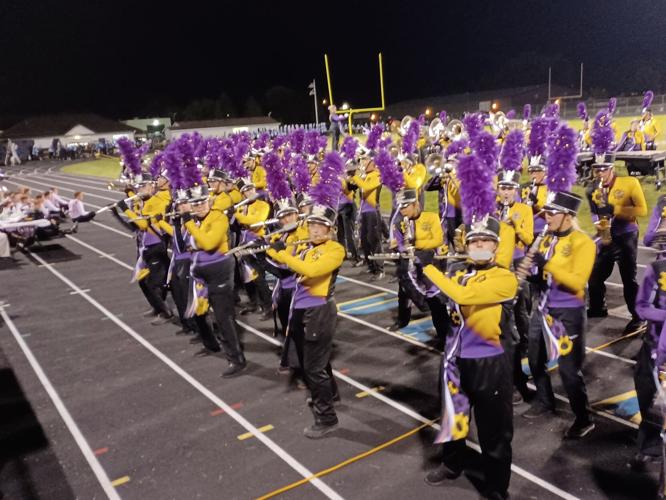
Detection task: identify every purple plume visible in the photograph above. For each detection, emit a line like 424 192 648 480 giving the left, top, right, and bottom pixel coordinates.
317 134 328 151
527 117 550 158
402 120 421 154
545 123 578 193
418 114 426 124
375 148 404 194
263 151 292 202
608 97 617 116
149 150 165 178
463 113 485 142
499 129 525 172
577 102 588 121
163 144 186 190
591 110 615 155
523 104 531 121
254 132 270 150
366 124 384 150
378 136 393 149
506 109 516 119
304 130 321 156
457 153 496 225
309 152 344 208
288 129 306 154
341 136 359 159
117 137 143 176
291 154 311 193
272 135 287 149
543 102 560 118
439 110 447 124
445 139 469 159
176 135 203 187
643 90 654 110
472 130 500 171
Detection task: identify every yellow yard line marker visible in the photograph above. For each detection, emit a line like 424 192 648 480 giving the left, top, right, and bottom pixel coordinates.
356 386 385 398
591 390 637 407
111 476 130 487
238 424 274 441
343 297 397 312
587 329 643 352
336 292 388 308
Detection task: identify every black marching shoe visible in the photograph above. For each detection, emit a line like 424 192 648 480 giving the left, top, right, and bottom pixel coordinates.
303 421 338 439
259 308 273 321
352 260 365 268
142 308 158 318
623 317 647 335
194 347 219 357
150 312 175 326
387 322 408 332
424 463 462 486
369 271 385 282
564 419 595 439
222 361 247 378
239 305 258 316
481 490 510 500
627 452 662 471
586 308 608 319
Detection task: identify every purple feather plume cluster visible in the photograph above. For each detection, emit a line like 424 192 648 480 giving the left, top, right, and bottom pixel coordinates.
378 136 393 149
457 153 496 225
309 152 344 208
290 154 311 193
176 135 203 187
545 124 578 193
117 137 144 176
288 129 306 154
254 132 270 150
317 134 328 151
272 135 287 149
523 104 531 121
402 120 420 154
499 129 525 172
591 110 615 155
149 151 165 178
366 124 384 150
527 117 550 158
542 102 559 119
445 139 469 159
375 148 404 194
471 131 500 171
608 97 617 116
341 136 359 159
304 130 321 156
463 113 485 142
163 145 186 190
506 109 516 119
643 90 654 110
439 110 447 124
418 114 426 124
263 151 292 202
577 102 588 121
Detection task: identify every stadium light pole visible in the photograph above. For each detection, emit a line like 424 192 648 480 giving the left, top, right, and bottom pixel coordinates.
308 80 319 126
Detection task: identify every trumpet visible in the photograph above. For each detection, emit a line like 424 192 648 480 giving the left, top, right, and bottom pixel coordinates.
226 222 300 256
95 193 146 214
230 236 328 257
107 178 132 191
250 218 280 229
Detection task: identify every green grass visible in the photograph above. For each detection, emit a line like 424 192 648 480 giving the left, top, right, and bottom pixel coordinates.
379 163 660 238
61 158 121 178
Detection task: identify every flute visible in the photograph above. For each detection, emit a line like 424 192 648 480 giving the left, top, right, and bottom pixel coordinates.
95 193 144 214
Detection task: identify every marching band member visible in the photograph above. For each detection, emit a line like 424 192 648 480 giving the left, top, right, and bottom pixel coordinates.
338 136 361 262
520 115 551 234
352 152 384 280
234 178 273 320
641 90 660 150
266 152 346 438
586 107 648 334
180 181 247 376
617 120 646 152
67 191 96 226
115 138 174 325
422 133 516 498
519 124 596 438
497 129 535 401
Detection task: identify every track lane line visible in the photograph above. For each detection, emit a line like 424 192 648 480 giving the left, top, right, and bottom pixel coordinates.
23 249 343 500
0 307 121 500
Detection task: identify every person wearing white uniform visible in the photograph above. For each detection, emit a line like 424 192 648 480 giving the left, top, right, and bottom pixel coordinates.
68 192 96 223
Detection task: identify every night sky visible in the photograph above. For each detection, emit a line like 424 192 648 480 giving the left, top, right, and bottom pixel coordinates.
1 0 665 123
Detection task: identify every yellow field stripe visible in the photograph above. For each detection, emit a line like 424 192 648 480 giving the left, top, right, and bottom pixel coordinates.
355 386 385 398
237 424 274 441
587 329 643 352
255 419 435 500
591 390 637 407
111 476 130 487
336 292 388 308
343 297 398 313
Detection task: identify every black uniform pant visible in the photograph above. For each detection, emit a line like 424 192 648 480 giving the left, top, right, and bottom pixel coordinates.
194 258 245 364
244 256 272 311
441 353 513 497
634 340 663 457
289 300 339 426
589 231 639 318
72 212 95 223
513 259 532 396
276 287 299 369
396 258 428 325
170 258 198 333
360 210 383 274
528 307 591 423
139 243 171 316
337 203 359 261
